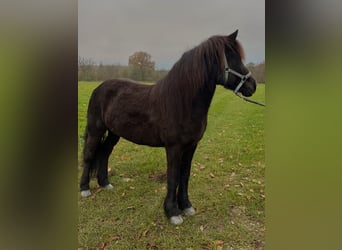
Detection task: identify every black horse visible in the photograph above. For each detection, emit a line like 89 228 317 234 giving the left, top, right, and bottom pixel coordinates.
80 30 257 225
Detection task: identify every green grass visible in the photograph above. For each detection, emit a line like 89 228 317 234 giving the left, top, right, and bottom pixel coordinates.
78 81 265 249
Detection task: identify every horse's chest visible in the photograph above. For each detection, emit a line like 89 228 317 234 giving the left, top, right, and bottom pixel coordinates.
178 118 208 143
193 118 208 138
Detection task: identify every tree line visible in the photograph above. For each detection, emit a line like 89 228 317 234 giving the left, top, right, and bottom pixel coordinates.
78 52 167 82
247 62 265 83
79 52 265 83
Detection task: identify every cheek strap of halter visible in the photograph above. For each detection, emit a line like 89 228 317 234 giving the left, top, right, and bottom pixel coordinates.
224 54 252 93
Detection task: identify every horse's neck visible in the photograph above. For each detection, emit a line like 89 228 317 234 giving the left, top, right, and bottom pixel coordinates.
153 74 217 120
192 80 217 117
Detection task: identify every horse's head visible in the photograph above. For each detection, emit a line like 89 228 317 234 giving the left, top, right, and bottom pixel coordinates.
220 30 256 97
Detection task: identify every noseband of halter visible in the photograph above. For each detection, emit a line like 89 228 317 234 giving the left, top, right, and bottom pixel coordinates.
223 54 251 93
223 54 266 107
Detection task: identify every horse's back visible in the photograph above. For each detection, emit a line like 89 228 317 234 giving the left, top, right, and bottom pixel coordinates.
90 78 153 111
94 78 150 98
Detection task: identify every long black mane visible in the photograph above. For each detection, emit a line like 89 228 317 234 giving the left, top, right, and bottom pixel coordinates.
152 35 245 119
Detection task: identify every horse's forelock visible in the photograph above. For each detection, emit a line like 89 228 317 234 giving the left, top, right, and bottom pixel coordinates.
236 40 246 61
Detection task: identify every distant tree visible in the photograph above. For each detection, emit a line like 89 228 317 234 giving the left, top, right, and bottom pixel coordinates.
128 51 155 81
78 56 97 81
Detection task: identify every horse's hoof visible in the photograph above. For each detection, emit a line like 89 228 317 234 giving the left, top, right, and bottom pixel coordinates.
80 190 91 197
102 184 114 190
170 215 183 225
183 207 196 216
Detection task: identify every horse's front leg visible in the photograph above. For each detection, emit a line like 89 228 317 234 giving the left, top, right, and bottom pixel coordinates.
164 146 183 225
178 143 197 216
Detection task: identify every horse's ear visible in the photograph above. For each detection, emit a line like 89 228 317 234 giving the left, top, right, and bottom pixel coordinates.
228 30 238 40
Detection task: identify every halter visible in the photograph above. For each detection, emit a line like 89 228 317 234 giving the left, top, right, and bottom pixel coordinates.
223 54 266 107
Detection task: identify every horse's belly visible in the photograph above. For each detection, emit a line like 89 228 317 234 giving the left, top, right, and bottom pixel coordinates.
111 124 164 147
123 133 164 147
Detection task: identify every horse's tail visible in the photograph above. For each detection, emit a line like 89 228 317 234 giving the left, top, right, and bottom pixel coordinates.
83 126 104 178
82 86 107 177
82 124 89 167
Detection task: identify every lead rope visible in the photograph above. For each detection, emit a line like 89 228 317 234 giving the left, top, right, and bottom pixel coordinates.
235 92 266 107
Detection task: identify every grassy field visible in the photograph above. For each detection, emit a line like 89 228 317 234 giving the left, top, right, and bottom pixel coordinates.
78 81 265 250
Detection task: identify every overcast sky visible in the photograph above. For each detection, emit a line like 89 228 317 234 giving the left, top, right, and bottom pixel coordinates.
79 0 264 70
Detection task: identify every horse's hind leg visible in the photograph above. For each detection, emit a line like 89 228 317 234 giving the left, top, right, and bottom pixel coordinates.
80 131 103 197
96 131 120 189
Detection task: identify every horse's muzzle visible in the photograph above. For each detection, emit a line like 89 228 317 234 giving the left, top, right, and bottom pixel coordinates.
240 78 257 97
